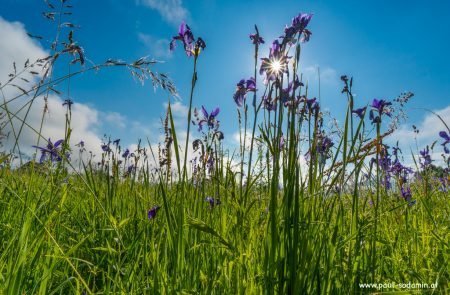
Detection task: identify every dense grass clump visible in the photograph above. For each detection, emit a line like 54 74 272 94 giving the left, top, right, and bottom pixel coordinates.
0 1 449 294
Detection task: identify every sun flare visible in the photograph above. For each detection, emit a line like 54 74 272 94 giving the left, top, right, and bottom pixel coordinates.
270 59 282 75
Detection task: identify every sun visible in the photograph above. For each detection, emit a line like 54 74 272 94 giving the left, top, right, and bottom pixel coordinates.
270 59 282 75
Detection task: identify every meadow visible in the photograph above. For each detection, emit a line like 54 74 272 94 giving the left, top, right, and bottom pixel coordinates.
0 2 449 294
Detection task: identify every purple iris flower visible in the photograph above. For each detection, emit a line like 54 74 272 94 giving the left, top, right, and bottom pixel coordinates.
101 144 111 153
419 146 432 168
369 99 392 124
197 106 220 131
352 107 367 119
170 21 197 56
233 77 256 107
196 37 206 48
282 13 313 45
259 40 290 81
292 13 313 34
205 196 221 208
401 187 412 202
250 33 265 45
62 99 73 108
439 131 450 153
170 22 206 57
148 205 161 220
371 99 392 116
262 96 277 111
32 138 64 163
318 135 334 155
280 76 302 104
122 149 130 158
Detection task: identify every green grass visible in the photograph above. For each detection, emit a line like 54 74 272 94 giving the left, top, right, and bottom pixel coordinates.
0 163 448 294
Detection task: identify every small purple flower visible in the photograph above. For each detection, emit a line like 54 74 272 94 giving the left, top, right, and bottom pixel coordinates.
317 135 334 156
292 13 313 34
439 131 450 153
76 140 84 148
250 25 264 45
370 99 392 123
401 187 412 202
371 99 392 114
113 139 120 146
196 106 220 131
205 196 221 208
419 146 432 168
250 33 264 45
352 107 367 119
32 138 64 163
170 21 194 53
170 22 205 57
262 95 277 111
233 77 256 107
101 144 111 153
259 40 290 81
62 99 73 108
282 13 313 45
148 205 161 220
122 149 130 158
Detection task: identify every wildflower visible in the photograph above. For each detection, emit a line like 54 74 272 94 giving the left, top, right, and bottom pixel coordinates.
101 144 111 153
371 99 392 115
262 96 277 111
233 77 256 107
76 140 84 148
250 32 264 45
32 138 64 163
260 40 290 81
170 21 194 53
205 196 221 208
401 186 412 202
317 134 334 156
280 75 302 104
62 99 73 108
170 22 205 57
419 146 432 168
439 131 450 153
352 107 367 119
148 205 161 220
122 149 130 158
196 106 220 131
282 13 313 45
113 139 120 146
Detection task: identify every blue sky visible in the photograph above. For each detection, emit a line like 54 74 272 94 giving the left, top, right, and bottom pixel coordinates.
1 0 449 158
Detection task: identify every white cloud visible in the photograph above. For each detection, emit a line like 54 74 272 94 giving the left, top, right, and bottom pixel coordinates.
138 33 172 59
103 111 127 129
138 0 189 26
